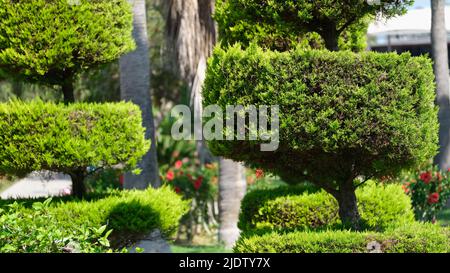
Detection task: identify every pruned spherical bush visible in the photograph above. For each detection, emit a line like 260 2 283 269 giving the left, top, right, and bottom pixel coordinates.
0 0 135 101
0 100 150 197
239 183 415 233
204 45 438 185
203 45 438 227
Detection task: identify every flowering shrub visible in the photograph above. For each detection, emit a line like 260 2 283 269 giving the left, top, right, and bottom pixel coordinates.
403 167 450 222
162 160 219 241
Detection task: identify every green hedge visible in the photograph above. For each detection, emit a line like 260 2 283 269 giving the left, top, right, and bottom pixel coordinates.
0 187 190 252
234 223 450 253
203 45 437 187
239 183 415 232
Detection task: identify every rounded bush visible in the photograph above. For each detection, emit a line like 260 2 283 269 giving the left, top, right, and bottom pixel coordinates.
234 222 450 253
0 100 150 177
203 45 438 188
0 0 134 86
239 183 415 232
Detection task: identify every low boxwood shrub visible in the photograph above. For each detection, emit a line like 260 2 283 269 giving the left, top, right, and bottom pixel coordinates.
49 186 190 248
0 186 190 252
0 199 111 253
239 182 415 232
234 222 450 253
0 100 150 198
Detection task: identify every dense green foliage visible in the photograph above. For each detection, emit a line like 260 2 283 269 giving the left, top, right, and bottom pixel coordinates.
0 100 149 177
203 45 438 193
234 223 450 253
0 198 111 253
0 0 134 86
215 0 412 51
0 100 150 197
215 0 369 52
0 187 190 252
239 183 415 232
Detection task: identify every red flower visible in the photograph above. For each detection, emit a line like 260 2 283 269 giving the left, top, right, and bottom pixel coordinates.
402 184 410 194
175 160 183 169
119 174 124 186
428 192 440 204
166 170 175 181
255 169 264 179
174 186 182 194
419 171 432 184
194 176 203 190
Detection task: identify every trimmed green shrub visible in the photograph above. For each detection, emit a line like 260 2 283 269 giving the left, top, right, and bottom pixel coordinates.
0 199 111 253
239 183 415 232
214 0 412 51
0 100 150 197
50 186 190 248
0 186 190 252
0 0 135 102
234 222 450 253
203 44 438 228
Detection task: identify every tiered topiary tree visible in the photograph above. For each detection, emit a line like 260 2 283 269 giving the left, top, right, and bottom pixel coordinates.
0 100 150 198
0 0 135 103
203 0 438 229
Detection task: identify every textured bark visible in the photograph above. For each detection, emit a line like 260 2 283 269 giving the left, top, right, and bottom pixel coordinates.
164 0 217 164
120 0 160 189
165 1 247 248
165 0 217 84
432 0 450 171
218 159 247 249
69 170 86 199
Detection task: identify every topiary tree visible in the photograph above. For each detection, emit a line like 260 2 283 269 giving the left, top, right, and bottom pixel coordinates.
214 0 413 51
0 0 135 103
203 45 438 229
0 100 150 198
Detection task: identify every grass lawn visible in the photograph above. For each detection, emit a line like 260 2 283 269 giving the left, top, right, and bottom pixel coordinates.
170 244 232 253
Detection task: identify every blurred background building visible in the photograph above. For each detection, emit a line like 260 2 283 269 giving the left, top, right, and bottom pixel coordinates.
368 0 450 61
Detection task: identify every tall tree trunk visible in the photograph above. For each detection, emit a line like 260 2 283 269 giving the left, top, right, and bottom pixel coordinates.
432 0 450 171
218 159 247 249
120 0 160 189
166 0 248 248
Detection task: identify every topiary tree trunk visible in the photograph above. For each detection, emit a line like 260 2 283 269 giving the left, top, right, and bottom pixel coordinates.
62 73 75 104
69 169 86 199
333 185 361 229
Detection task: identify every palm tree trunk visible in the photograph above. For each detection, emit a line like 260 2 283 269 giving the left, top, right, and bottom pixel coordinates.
218 159 247 249
432 0 450 171
120 0 160 189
